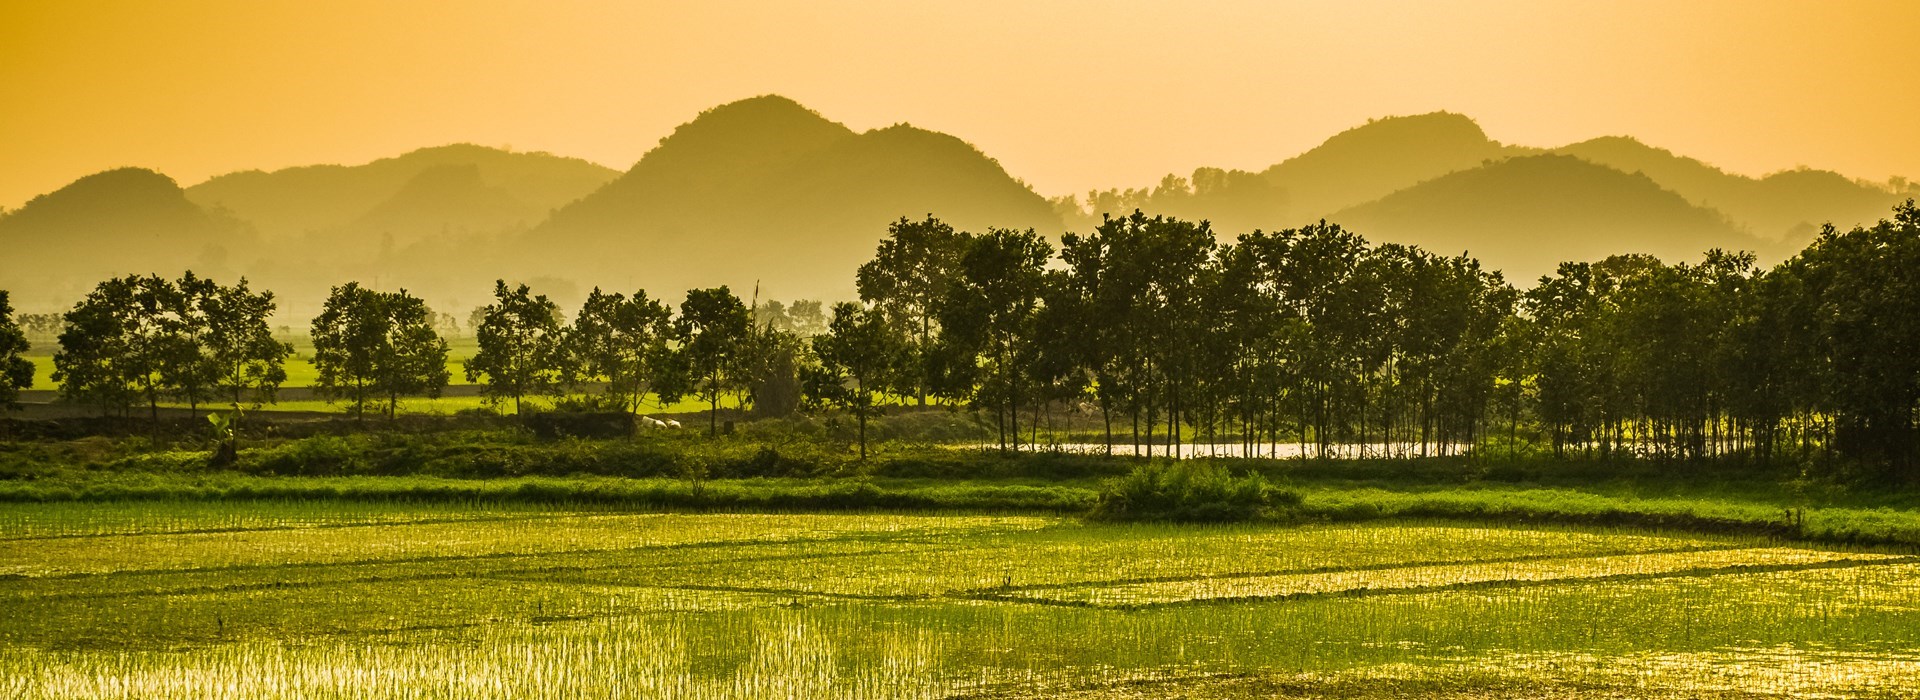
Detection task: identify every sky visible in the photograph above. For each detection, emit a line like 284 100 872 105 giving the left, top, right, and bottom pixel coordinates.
3 0 1916 210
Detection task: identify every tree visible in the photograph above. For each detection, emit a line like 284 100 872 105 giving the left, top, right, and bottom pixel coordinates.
856 216 972 405
54 275 170 421
311 283 384 420
743 320 806 419
467 280 564 415
1787 201 1920 476
311 283 451 421
667 286 753 435
806 302 899 459
375 290 452 420
565 287 673 419
159 272 221 417
17 313 63 339
199 278 292 417
937 228 1053 454
0 291 33 410
786 300 828 338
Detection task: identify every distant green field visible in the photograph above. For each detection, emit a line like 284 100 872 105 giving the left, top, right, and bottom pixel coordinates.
0 506 1913 698
18 336 482 392
251 392 733 416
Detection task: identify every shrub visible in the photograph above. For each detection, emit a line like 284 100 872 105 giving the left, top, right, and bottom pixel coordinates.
1090 461 1300 522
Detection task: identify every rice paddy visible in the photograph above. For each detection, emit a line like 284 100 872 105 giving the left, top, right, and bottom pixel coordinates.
1 504 1916 698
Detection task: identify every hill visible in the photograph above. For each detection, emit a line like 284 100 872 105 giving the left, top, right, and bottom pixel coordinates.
185 144 617 243
1554 136 1902 243
0 168 251 310
1263 112 1521 219
342 164 541 241
4 102 1909 313
531 96 1060 300
1333 154 1769 283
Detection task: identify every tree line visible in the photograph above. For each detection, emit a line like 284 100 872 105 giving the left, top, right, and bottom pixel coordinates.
1 202 1916 477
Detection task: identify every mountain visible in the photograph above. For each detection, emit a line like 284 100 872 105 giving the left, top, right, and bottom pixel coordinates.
4 100 1909 315
1554 136 1903 243
0 168 250 309
532 95 1060 300
1262 112 1520 219
1072 112 1516 233
1333 154 1768 283
342 164 540 240
186 144 617 242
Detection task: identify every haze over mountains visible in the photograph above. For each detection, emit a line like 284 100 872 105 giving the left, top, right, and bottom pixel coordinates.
528 97 1057 301
2 95 1910 319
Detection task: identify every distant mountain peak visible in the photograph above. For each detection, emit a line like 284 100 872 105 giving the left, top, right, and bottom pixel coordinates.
1332 153 1763 282
6 167 193 225
705 93 820 116
36 166 181 198
1261 110 1510 218
535 97 1057 299
0 166 242 302
1337 111 1491 147
658 94 852 148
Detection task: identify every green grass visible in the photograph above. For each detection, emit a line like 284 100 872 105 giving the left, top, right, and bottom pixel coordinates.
1 507 1915 698
6 427 1918 548
245 391 739 415
17 335 482 392
21 351 52 390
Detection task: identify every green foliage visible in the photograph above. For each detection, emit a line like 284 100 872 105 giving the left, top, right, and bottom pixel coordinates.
937 227 1053 453
50 273 284 421
855 215 971 405
310 282 451 420
562 286 672 416
1784 201 1920 475
803 301 899 459
52 275 164 417
197 276 292 413
740 312 805 420
1092 461 1299 522
667 286 753 435
465 280 564 413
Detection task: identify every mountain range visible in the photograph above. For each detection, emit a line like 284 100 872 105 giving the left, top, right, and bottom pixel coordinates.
2 95 1910 317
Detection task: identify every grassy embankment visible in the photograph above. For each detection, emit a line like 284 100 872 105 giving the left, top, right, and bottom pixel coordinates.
4 411 1917 549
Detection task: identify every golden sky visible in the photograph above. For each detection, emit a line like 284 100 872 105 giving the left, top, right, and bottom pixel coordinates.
3 0 1915 209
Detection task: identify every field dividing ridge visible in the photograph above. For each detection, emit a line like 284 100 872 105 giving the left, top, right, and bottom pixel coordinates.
999 547 1914 608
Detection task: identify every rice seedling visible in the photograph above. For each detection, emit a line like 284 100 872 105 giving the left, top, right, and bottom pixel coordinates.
1 503 1916 698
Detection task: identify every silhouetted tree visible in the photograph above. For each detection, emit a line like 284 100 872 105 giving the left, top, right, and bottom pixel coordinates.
160 272 221 418
938 228 1052 454
54 275 174 421
0 291 32 410
199 277 292 420
786 300 828 338
857 216 971 406
1787 201 1920 476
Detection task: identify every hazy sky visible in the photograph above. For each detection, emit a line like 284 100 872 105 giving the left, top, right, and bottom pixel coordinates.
3 0 1915 209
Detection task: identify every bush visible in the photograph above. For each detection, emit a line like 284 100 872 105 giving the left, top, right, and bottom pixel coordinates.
1090 461 1300 522
522 411 633 440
